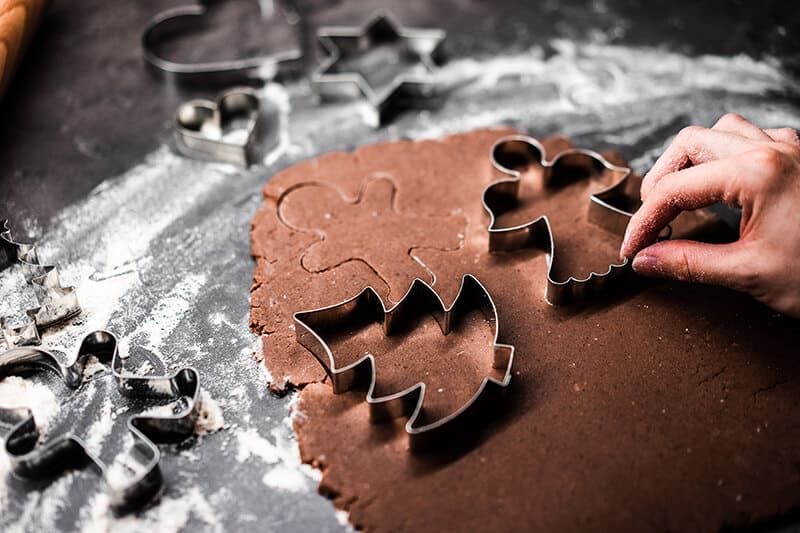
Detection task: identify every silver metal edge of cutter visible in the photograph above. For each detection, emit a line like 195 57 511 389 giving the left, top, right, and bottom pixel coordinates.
173 86 263 167
0 330 202 514
310 11 446 123
293 274 515 453
0 219 81 349
141 2 303 87
482 134 647 306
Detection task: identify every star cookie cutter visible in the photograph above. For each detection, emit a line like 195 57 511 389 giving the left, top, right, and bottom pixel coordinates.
174 86 265 166
294 274 514 452
0 330 202 513
482 135 668 305
1 220 81 348
311 12 446 124
142 1 303 86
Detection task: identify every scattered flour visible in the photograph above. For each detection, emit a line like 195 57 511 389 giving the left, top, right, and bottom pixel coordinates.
336 510 356 532
83 397 114 456
235 399 320 493
0 376 60 435
81 487 222 533
0 376 61 507
82 356 109 381
105 440 149 493
128 273 208 350
195 389 226 436
0 37 797 531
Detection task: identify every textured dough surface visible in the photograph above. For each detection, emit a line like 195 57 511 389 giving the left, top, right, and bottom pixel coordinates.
250 128 800 531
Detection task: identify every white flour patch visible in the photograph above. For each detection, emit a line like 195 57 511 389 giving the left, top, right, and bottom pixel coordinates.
336 510 356 531
236 428 281 464
195 389 226 436
0 376 60 435
0 376 60 507
83 396 114 456
81 487 222 533
402 40 797 141
261 83 294 166
105 437 149 493
129 273 207 350
235 399 320 493
82 356 109 381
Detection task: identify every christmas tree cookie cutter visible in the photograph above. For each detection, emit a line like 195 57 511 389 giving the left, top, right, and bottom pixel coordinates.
0 219 81 348
294 274 514 452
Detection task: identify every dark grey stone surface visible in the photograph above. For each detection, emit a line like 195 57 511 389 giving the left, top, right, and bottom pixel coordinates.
0 1 798 531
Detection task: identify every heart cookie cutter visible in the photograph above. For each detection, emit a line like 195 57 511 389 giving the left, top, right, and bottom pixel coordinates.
174 86 264 166
142 1 303 87
0 330 202 513
0 220 80 348
294 274 514 452
311 12 446 124
482 135 668 305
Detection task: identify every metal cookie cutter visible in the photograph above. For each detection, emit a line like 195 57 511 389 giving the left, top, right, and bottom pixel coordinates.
142 0 303 86
312 12 446 124
0 220 80 347
482 135 666 305
175 86 263 166
294 274 514 452
0 330 201 513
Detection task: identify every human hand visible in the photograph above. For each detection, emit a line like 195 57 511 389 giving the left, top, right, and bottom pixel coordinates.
619 113 800 318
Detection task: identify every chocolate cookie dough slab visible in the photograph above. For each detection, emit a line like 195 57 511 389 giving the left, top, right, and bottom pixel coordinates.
250 128 800 531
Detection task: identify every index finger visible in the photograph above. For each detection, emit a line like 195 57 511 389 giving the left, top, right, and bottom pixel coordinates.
621 154 749 258
641 127 758 201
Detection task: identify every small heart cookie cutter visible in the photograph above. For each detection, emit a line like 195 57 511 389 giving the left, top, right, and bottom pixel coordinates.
174 86 263 166
294 274 514 452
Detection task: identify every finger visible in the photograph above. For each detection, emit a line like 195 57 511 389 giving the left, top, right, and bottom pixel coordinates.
631 240 750 291
621 155 750 258
711 113 772 141
765 127 800 146
641 127 758 201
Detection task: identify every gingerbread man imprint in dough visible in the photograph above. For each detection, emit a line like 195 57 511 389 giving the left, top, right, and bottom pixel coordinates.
277 176 467 301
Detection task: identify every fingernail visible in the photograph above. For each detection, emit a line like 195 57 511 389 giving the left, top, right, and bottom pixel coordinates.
631 254 658 274
620 225 633 259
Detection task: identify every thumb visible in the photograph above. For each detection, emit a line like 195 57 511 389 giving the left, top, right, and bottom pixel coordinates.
631 240 749 291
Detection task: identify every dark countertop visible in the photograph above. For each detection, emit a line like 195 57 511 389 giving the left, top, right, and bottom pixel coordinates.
2 0 798 226
0 1 798 531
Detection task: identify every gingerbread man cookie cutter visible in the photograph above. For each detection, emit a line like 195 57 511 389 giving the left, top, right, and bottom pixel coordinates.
482 135 668 305
0 219 81 348
294 274 514 452
0 330 202 513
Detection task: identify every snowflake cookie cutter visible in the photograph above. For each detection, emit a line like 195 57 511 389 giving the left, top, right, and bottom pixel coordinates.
482 135 669 305
142 1 303 87
174 86 265 166
311 12 446 124
0 330 202 513
294 274 514 452
0 219 81 348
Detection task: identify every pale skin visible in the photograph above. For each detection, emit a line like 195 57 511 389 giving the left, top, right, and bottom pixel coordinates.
619 113 800 319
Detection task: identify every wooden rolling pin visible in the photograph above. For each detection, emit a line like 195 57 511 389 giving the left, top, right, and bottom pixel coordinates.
0 0 47 100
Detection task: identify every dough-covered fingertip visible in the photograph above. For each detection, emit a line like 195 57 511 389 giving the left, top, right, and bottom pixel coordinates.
620 224 635 259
